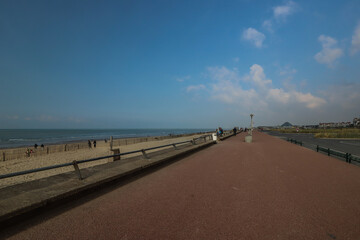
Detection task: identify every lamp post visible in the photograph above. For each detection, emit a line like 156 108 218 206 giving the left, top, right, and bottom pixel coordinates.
250 114 254 136
245 113 254 143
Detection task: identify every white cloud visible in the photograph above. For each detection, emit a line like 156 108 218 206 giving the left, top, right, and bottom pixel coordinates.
249 64 272 88
242 28 265 48
262 1 298 33
267 88 290 104
207 66 240 83
314 35 343 66
262 20 273 33
318 35 337 48
273 1 298 21
184 64 359 126
350 22 360 55
212 84 260 105
292 92 326 109
186 84 206 92
205 64 325 111
207 66 267 109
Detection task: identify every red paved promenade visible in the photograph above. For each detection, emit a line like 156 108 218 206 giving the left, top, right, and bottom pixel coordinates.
3 131 360 239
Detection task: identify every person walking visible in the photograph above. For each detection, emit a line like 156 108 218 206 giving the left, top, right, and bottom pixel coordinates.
93 140 96 148
88 140 92 149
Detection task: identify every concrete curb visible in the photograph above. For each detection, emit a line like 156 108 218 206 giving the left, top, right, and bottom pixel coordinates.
0 140 217 226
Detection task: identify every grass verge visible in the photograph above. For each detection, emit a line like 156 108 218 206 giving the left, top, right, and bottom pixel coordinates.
272 128 360 138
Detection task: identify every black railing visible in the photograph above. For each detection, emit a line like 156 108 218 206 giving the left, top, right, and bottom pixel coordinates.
0 134 214 180
287 138 360 164
316 145 360 164
287 138 302 146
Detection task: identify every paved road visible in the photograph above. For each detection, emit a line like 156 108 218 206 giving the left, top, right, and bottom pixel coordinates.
1 132 360 240
265 131 360 156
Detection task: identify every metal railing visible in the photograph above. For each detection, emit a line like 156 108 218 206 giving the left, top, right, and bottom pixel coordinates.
287 138 360 165
287 138 303 146
218 130 240 140
316 145 360 164
0 134 214 181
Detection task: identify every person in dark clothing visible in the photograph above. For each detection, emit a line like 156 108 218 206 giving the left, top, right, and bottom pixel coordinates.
93 140 96 148
34 144 38 149
233 127 237 136
88 140 92 148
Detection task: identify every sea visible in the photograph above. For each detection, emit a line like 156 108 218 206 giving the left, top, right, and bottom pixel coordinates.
0 129 213 149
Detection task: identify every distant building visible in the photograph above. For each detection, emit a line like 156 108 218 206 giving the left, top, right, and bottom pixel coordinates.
354 117 360 127
319 122 352 128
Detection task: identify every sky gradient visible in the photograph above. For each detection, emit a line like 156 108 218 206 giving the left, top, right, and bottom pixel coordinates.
1 0 360 129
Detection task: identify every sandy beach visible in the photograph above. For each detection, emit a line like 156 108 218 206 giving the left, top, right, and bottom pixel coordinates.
0 134 210 189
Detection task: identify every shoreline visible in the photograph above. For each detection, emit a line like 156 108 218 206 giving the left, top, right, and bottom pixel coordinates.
0 131 214 162
0 132 214 189
0 129 213 150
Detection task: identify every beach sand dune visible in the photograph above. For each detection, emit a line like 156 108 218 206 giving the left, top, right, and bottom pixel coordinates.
0 134 208 189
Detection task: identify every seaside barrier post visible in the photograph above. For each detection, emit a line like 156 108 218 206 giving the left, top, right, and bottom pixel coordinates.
112 148 121 161
72 160 83 180
141 149 149 159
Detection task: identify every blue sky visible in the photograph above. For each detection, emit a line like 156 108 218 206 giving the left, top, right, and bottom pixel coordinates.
1 0 360 129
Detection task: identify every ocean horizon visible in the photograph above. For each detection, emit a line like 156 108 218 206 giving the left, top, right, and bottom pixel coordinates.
0 128 214 149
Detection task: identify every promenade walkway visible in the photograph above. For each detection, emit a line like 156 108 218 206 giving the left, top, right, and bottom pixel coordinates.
2 131 360 239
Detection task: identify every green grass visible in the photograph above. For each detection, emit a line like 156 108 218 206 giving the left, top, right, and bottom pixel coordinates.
272 128 360 138
314 129 360 138
272 128 323 134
